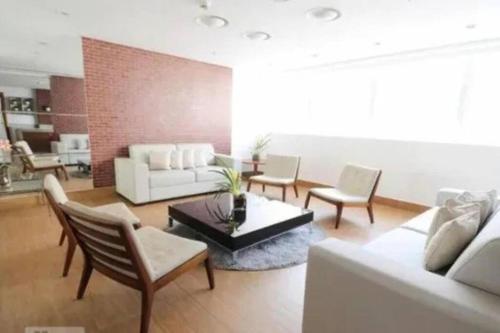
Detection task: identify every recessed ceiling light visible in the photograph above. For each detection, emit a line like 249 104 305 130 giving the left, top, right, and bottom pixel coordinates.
466 24 476 29
374 41 381 46
243 31 271 41
195 15 229 28
306 7 341 22
38 41 48 46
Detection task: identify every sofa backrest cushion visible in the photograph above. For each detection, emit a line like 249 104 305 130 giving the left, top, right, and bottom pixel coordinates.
60 134 89 150
129 144 176 164
176 143 215 165
446 208 500 296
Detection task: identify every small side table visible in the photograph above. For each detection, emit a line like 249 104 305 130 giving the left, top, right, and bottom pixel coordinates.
242 159 266 179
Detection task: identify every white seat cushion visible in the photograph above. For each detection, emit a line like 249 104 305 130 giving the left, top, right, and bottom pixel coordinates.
94 202 141 226
250 175 295 185
33 159 62 168
364 228 427 270
136 226 207 281
310 187 368 204
400 207 440 235
149 170 195 188
194 166 226 182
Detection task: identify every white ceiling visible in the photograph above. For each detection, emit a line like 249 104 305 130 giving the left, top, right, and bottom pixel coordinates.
1 0 500 82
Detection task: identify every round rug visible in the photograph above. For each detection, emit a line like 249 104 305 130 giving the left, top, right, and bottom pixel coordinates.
167 223 326 271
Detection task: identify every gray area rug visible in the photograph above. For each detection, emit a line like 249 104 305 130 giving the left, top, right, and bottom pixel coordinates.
167 223 326 271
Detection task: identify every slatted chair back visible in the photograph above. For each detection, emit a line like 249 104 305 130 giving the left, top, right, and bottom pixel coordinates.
59 201 152 289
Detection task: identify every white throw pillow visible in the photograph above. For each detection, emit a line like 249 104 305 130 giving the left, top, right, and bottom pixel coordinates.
424 210 480 272
448 190 497 227
182 149 195 169
149 151 171 170
194 149 207 167
425 203 480 247
76 138 88 150
170 150 183 170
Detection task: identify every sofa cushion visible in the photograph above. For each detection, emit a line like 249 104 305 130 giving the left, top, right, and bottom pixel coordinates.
400 207 440 235
176 143 215 165
129 144 176 164
424 210 480 272
448 190 497 228
149 151 171 170
182 149 195 169
447 209 500 296
194 166 226 183
149 170 195 188
363 228 427 270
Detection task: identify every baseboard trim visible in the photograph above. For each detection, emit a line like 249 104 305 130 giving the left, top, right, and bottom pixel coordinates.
296 179 429 213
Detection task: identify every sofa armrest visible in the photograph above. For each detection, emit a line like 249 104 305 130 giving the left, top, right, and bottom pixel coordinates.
303 239 500 333
214 154 242 172
51 141 68 154
114 158 150 204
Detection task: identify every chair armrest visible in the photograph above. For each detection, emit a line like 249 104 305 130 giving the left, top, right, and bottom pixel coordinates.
214 154 242 172
303 238 500 333
51 141 68 154
114 158 150 204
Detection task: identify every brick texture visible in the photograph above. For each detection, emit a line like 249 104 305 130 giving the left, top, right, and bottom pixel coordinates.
50 76 88 136
35 89 51 125
82 37 232 187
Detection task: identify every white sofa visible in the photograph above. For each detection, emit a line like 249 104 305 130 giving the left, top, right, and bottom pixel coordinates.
114 143 241 204
303 188 500 333
51 134 91 165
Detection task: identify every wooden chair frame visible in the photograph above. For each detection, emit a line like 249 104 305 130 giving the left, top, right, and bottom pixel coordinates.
13 145 69 180
247 157 301 202
305 171 382 229
60 206 214 333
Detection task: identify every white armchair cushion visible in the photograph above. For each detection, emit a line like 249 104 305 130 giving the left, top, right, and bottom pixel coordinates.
337 164 381 199
424 210 480 272
149 151 171 170
94 202 140 226
309 187 368 204
182 149 195 169
249 175 295 185
171 150 183 170
136 226 207 281
43 174 68 204
264 154 300 179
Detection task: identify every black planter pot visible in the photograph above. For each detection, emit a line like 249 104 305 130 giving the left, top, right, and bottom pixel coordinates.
233 193 247 223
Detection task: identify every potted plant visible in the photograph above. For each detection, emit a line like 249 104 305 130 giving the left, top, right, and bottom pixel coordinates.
211 165 247 225
250 134 271 161
0 139 12 190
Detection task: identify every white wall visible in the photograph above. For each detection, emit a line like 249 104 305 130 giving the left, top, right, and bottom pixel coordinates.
0 85 37 128
263 134 500 206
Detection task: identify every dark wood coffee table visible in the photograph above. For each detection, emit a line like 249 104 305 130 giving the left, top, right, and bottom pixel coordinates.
168 193 314 258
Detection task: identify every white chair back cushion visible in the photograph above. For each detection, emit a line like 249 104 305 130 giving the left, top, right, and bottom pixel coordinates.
337 164 381 199
264 154 300 179
43 174 68 204
176 143 215 165
14 140 34 160
60 201 155 280
60 134 89 150
446 209 500 296
129 144 176 164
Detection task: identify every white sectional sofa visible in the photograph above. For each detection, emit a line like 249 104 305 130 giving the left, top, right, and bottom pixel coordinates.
114 143 240 204
303 188 500 333
51 134 91 165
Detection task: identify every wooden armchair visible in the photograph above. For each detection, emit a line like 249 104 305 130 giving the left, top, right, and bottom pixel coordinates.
43 174 141 276
59 201 214 333
305 164 382 229
13 140 69 180
247 154 301 201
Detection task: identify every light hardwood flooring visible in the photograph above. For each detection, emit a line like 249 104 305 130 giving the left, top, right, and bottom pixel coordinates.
0 182 418 333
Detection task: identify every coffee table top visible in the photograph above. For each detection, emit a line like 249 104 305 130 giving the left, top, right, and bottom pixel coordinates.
168 192 313 251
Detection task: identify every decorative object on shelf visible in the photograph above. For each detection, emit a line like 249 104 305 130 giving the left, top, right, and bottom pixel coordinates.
211 166 246 228
7 97 22 111
0 139 12 190
22 98 34 111
251 133 271 161
41 106 51 112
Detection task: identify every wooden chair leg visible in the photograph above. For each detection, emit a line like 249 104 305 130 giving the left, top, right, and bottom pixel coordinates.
140 289 154 333
77 259 93 299
282 186 287 202
247 181 252 192
305 192 311 208
262 184 266 192
204 257 215 289
335 203 344 229
58 230 66 246
367 203 375 224
63 241 76 277
61 166 69 181
54 168 59 179
293 184 299 198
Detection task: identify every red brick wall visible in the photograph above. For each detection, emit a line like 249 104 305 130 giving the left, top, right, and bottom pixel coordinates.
35 89 51 125
50 76 88 135
82 37 232 187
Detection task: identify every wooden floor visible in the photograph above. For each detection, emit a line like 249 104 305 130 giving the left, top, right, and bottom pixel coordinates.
0 182 418 333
